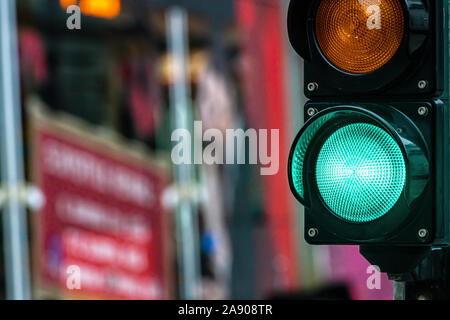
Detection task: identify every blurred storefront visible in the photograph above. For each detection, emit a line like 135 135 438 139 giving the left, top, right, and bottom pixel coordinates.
9 0 302 300
0 0 394 300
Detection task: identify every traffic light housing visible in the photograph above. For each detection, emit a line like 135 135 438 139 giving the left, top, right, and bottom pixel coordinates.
288 0 447 98
287 0 449 274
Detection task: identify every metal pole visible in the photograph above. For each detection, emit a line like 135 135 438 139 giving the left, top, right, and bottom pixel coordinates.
393 281 406 300
166 7 201 300
0 0 31 300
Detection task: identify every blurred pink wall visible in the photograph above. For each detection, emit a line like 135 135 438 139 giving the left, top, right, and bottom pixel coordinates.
328 246 393 300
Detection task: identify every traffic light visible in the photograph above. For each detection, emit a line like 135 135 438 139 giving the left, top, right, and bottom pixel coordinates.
287 0 449 273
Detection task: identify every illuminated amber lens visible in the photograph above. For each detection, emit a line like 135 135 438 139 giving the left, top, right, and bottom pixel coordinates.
316 0 404 74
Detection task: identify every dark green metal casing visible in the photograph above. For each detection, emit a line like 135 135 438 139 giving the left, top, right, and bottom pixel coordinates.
287 0 450 272
296 100 449 247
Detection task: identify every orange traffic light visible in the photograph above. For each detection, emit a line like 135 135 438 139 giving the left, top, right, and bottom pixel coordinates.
59 0 77 9
80 0 121 19
316 0 404 74
60 0 121 19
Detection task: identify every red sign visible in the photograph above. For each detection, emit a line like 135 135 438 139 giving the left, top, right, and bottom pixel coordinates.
31 112 171 300
235 0 300 292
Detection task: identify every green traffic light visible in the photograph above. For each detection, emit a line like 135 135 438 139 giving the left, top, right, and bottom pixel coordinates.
287 0 447 254
315 123 406 223
288 105 432 244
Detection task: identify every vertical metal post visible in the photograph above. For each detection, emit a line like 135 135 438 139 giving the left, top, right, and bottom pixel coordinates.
393 281 406 300
0 0 31 300
166 7 201 300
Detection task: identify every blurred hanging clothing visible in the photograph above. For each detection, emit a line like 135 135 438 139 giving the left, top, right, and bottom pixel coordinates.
199 165 232 300
196 59 236 299
197 63 235 134
19 28 48 94
121 48 162 141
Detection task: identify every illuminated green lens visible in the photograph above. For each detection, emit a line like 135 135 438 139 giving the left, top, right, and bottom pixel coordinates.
316 123 406 223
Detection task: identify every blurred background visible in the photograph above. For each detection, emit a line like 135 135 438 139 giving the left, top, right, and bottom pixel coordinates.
0 0 393 300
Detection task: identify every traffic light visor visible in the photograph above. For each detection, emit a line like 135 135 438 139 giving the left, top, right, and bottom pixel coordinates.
316 0 405 74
